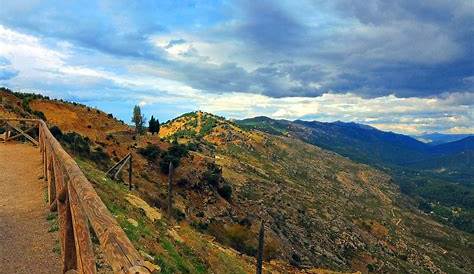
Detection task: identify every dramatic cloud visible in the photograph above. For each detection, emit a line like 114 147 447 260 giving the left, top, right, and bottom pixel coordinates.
0 1 472 134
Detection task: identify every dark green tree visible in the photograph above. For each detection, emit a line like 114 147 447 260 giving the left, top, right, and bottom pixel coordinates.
148 115 160 135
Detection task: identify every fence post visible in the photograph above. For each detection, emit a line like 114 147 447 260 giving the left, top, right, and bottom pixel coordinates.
167 162 174 219
129 154 133 190
256 220 265 274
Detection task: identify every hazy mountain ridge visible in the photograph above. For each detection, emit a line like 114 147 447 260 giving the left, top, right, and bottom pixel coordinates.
415 132 474 145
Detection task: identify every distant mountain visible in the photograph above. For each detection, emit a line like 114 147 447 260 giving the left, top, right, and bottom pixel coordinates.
415 132 473 145
238 117 474 169
238 117 431 167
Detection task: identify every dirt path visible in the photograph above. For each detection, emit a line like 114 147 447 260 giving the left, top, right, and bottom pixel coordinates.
0 143 61 274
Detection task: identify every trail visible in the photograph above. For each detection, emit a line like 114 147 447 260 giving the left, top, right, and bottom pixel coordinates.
0 143 61 274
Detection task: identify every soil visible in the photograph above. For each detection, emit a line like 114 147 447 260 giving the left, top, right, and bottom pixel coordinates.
0 143 61 274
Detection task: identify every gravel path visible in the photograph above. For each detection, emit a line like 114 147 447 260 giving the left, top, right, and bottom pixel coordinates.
0 143 61 274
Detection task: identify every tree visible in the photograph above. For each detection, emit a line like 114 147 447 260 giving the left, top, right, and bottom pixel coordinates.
148 115 160 135
131 105 146 135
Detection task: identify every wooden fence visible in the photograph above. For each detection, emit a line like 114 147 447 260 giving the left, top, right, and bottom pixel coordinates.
0 118 155 274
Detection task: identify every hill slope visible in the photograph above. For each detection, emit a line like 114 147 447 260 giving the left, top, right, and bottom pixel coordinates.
238 117 474 232
161 112 474 273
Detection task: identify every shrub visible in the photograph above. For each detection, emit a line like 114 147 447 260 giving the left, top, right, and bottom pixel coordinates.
159 143 189 174
208 222 257 256
138 145 161 161
33 110 47 121
218 183 232 200
202 163 222 187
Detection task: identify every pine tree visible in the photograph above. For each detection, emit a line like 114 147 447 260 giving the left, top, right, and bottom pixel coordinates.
148 115 160 135
148 115 156 134
132 105 146 135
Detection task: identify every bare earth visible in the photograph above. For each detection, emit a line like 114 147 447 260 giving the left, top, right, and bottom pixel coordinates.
0 143 61 274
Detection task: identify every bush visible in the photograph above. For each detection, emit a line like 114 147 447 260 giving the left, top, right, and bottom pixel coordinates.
159 143 189 174
218 183 232 200
138 145 161 161
50 127 110 167
32 110 47 121
202 163 222 187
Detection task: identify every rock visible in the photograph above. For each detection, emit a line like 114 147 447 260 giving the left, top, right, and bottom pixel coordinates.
125 194 162 221
127 218 138 227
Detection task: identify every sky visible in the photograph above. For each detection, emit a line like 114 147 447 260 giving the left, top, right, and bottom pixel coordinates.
0 0 473 135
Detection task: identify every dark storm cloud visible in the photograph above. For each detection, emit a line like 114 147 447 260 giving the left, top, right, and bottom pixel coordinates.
0 0 472 98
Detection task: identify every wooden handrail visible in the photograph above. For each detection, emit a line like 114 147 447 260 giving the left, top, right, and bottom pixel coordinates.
1 118 154 274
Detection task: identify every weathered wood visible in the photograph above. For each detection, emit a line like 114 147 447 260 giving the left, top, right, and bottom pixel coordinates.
52 156 77 272
105 153 130 177
58 185 68 203
167 162 174 219
113 155 131 180
68 183 97 274
48 153 56 205
256 220 265 274
128 155 133 191
6 121 38 145
50 199 58 212
6 125 36 141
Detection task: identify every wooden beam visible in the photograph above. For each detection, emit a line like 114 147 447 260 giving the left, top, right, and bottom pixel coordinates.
68 184 97 274
6 122 38 146
50 199 58 212
105 153 130 176
113 154 130 180
6 125 36 141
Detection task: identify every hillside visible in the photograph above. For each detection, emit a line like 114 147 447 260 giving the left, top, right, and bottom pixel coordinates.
238 116 474 233
2 90 474 273
160 111 474 273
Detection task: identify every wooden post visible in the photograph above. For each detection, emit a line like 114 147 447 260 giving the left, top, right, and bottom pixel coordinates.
52 158 77 272
167 162 174 219
68 185 97 274
48 153 56 205
256 220 265 274
129 154 133 190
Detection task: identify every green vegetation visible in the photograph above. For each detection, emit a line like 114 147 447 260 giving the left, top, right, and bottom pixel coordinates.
50 126 110 167
138 144 161 161
148 115 160 135
159 143 189 174
132 105 146 135
198 115 217 136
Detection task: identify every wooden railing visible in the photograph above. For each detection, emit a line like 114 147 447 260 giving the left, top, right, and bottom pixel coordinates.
1 118 155 274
